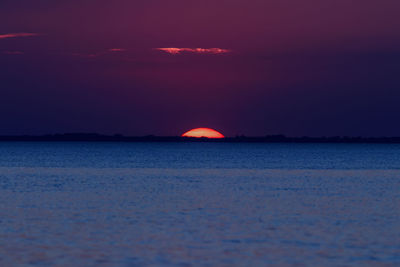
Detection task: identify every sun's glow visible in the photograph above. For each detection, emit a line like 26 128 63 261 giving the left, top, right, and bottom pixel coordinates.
182 128 225 138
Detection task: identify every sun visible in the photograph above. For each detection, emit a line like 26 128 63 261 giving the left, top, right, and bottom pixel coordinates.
182 128 225 139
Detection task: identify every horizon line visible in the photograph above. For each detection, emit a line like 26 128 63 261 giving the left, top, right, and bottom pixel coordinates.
1 133 400 143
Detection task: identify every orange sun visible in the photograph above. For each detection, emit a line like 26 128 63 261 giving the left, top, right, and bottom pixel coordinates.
182 128 225 139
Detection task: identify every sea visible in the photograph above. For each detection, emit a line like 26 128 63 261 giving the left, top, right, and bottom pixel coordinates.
0 142 399 266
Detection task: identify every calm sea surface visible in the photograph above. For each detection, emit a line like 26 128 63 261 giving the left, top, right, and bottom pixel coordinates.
0 142 399 266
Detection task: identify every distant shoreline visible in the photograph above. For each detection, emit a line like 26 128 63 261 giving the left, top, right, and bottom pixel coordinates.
1 134 400 143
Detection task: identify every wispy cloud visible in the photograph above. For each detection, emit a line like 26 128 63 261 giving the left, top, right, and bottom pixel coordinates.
0 33 39 40
108 48 127 52
156 48 232 55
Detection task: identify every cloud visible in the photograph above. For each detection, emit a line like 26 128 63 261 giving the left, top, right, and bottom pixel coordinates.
108 48 127 52
0 33 39 40
156 48 232 55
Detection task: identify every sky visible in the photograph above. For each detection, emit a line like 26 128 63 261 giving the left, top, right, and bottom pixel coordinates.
1 0 400 137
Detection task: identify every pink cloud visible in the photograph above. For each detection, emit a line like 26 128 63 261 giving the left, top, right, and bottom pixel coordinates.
156 48 232 55
0 33 39 40
108 48 127 52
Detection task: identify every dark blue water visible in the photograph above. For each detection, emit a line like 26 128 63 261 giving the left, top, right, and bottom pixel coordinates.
0 142 399 266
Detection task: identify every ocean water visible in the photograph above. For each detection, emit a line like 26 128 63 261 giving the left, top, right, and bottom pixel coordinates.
0 142 399 267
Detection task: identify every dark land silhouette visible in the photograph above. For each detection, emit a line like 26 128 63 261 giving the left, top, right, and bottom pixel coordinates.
1 133 400 143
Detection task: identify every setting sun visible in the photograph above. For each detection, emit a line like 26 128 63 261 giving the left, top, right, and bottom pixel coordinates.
182 128 225 139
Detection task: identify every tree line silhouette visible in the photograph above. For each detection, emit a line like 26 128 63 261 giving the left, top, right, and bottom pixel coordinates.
1 133 400 143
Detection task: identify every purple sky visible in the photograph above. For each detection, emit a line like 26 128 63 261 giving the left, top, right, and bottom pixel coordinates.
1 0 400 136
